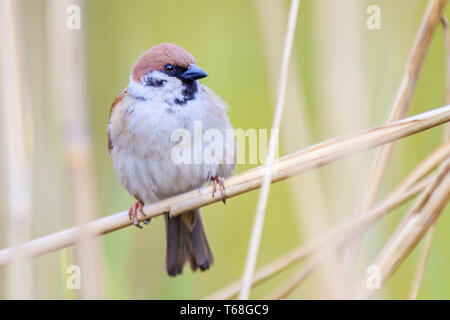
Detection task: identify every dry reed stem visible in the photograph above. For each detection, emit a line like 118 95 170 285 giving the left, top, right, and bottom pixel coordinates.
48 0 104 299
391 142 450 197
340 0 449 297
263 142 450 300
443 16 450 140
254 0 331 294
0 106 448 268
408 223 436 299
373 157 448 263
205 177 431 300
0 0 34 299
313 0 369 243
208 145 446 301
313 5 370 296
407 34 450 296
357 158 450 299
313 0 369 223
255 158 448 301
239 0 301 300
263 143 450 300
314 0 369 298
267 253 324 300
392 23 450 294
407 167 443 301
359 0 447 212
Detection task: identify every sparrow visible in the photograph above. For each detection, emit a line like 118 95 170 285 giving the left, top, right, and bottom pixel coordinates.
108 43 235 276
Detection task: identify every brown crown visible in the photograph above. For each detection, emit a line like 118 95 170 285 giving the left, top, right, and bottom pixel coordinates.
131 43 196 82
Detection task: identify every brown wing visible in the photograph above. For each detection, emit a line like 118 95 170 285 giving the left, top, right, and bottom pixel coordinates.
108 89 129 154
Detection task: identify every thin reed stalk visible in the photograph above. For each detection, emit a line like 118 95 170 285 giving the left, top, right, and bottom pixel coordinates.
0 106 448 269
408 223 436 299
47 0 104 299
387 143 450 295
205 177 431 300
262 141 450 300
313 0 369 231
267 254 322 300
239 0 301 300
267 143 450 300
340 0 449 297
391 142 450 197
407 37 450 296
442 16 450 139
254 0 330 295
356 158 450 299
360 0 448 211
0 0 34 299
315 1 370 297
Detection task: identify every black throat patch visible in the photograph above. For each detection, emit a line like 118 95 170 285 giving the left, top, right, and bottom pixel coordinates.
174 80 198 105
161 66 199 106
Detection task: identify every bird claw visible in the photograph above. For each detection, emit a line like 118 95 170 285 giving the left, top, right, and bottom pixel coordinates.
212 176 226 204
128 201 149 228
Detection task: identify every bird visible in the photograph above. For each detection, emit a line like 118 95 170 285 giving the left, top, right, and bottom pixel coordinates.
108 43 235 276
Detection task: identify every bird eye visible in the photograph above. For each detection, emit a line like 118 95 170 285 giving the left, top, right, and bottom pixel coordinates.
164 64 174 71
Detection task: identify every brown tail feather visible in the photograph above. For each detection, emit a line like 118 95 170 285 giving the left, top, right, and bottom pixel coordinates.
164 209 214 276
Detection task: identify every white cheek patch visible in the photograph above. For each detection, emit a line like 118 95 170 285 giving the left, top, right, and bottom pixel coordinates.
127 71 186 103
141 73 166 87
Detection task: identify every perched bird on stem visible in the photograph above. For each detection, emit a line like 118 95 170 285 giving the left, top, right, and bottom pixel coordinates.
108 43 235 276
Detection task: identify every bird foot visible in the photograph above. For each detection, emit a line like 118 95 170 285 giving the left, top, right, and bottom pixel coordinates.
128 201 150 228
211 176 226 204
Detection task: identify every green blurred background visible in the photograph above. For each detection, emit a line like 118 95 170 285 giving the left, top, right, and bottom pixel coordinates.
0 0 449 299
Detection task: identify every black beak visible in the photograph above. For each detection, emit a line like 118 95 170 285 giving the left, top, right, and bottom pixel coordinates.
181 64 208 81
